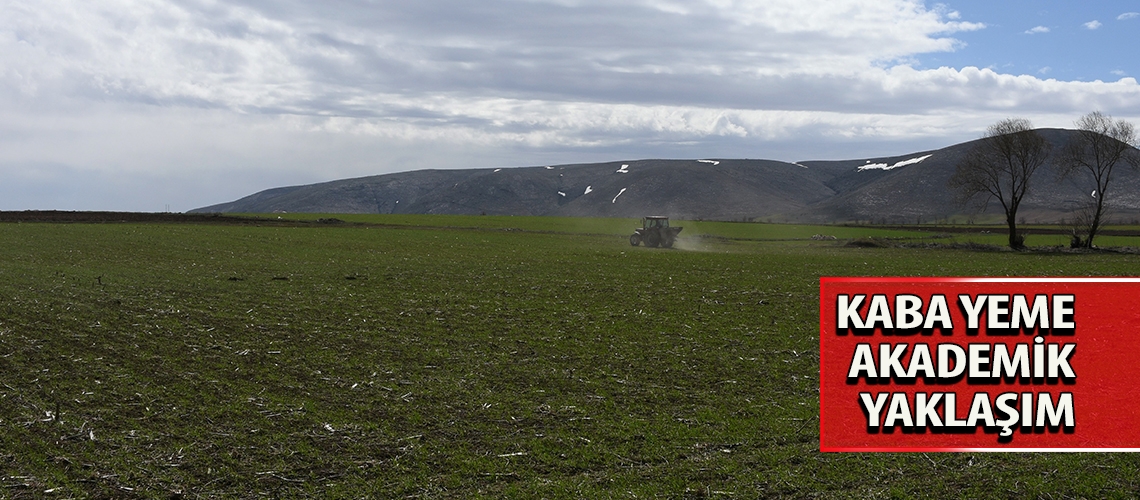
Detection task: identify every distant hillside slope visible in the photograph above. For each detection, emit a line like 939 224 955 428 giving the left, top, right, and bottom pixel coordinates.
192 129 1140 223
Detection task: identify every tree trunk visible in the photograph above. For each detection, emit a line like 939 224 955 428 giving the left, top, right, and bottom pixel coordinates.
1006 215 1022 249
1085 199 1105 248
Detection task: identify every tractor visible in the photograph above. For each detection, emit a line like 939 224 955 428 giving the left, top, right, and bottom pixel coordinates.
629 216 682 248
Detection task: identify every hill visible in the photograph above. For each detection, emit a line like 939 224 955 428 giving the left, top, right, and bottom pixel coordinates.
192 129 1140 223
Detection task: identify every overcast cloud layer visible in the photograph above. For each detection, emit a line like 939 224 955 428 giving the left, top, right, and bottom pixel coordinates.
2 0 1139 211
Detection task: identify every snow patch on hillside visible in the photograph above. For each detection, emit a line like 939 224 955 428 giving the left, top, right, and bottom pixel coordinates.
612 188 627 203
583 186 593 195
857 154 933 171
616 164 629 173
698 159 720 165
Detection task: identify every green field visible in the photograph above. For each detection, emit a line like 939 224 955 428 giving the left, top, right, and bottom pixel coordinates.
2 217 1140 498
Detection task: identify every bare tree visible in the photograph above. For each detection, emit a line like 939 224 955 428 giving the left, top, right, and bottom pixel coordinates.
949 118 1052 249
1060 111 1140 248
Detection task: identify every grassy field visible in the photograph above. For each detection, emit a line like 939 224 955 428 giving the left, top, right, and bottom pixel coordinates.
2 217 1140 498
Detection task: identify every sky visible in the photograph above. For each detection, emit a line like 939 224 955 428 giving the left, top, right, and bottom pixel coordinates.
2 0 1139 211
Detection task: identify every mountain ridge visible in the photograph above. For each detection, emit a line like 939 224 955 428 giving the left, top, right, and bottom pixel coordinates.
192 129 1140 224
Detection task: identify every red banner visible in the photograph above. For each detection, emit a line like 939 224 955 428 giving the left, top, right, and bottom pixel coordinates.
820 277 1140 452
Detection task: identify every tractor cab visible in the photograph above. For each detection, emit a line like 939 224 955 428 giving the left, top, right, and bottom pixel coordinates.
642 216 670 229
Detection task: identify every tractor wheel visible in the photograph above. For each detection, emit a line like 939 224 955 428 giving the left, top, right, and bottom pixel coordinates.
629 233 641 246
645 232 661 248
661 236 674 248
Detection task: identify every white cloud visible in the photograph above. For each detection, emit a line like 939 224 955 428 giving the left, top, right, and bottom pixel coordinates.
1024 26 1050 34
0 0 1138 211
0 0 990 111
1119 12 1140 20
1038 67 1051 75
1083 20 1102 30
